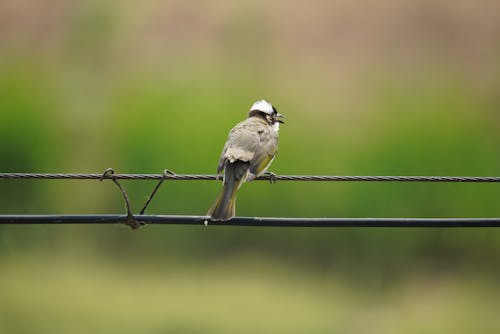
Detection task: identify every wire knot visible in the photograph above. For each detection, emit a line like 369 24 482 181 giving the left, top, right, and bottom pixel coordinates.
100 168 142 230
139 169 177 215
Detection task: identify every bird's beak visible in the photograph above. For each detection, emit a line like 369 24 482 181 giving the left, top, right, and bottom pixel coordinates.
276 113 285 124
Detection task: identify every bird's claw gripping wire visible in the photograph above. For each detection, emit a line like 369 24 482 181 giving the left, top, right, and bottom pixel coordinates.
263 171 278 184
139 169 176 215
100 168 142 230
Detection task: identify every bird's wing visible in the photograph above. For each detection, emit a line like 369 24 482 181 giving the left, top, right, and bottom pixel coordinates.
216 141 229 175
249 126 278 177
217 118 278 177
217 120 260 174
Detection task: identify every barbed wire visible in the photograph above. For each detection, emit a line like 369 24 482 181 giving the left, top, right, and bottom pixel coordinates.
1 172 500 182
1 171 499 229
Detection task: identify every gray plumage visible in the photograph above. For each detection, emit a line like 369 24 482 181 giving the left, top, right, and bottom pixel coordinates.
218 116 279 180
208 101 282 221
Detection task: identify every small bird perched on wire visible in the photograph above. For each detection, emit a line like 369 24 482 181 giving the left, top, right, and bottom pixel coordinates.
207 100 284 221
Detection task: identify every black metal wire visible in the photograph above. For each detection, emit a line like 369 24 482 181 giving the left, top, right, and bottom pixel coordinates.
1 215 500 227
1 172 499 228
1 172 500 182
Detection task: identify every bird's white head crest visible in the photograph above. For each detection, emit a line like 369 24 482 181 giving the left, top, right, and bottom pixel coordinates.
249 100 274 115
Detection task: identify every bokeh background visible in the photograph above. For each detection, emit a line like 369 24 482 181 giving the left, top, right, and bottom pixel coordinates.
1 0 500 333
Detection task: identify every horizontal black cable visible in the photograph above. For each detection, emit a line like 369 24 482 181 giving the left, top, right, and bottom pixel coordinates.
1 215 500 227
2 173 499 228
1 173 500 182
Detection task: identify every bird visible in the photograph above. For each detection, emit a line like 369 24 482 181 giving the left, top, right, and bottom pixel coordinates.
207 100 284 221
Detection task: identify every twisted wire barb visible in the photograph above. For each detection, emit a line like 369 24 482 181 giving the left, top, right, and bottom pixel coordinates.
1 172 499 228
1 173 500 182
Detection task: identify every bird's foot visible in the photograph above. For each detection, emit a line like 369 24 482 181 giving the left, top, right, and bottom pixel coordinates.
263 171 278 184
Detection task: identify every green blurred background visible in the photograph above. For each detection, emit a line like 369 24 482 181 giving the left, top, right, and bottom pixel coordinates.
1 0 500 333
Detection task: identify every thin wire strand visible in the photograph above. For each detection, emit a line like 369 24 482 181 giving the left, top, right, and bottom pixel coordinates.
1 173 500 182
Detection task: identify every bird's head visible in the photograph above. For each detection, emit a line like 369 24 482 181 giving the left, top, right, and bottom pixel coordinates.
248 100 284 130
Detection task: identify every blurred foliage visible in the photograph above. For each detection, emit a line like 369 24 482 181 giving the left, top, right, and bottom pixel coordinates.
0 0 500 332
1 253 500 334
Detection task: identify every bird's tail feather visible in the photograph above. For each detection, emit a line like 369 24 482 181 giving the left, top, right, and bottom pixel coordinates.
207 161 249 221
